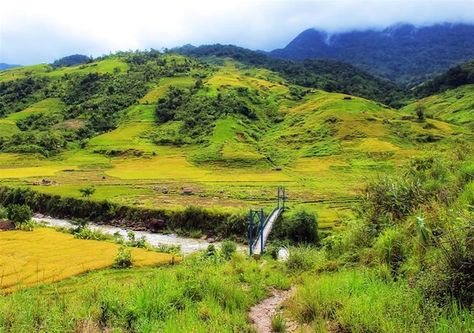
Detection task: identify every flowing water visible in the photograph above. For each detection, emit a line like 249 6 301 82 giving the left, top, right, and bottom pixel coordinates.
32 215 220 255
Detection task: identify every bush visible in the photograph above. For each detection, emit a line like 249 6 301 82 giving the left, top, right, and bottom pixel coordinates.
426 221 474 306
75 228 111 241
286 246 318 272
277 209 318 244
288 209 318 243
374 228 407 276
15 220 37 231
0 205 7 219
7 204 32 225
113 246 132 268
220 241 237 260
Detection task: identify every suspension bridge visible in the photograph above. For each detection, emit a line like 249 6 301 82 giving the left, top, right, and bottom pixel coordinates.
249 187 286 256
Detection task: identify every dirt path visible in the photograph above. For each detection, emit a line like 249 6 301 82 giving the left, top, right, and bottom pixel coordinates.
248 288 295 333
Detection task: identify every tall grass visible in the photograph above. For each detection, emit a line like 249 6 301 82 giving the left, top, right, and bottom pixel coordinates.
0 254 290 332
288 269 473 332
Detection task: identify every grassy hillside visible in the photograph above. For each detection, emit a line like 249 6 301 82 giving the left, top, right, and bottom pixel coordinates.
402 84 474 129
0 50 472 332
0 51 472 229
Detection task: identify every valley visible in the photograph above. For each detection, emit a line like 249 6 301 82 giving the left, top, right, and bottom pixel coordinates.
1 55 470 229
0 25 473 332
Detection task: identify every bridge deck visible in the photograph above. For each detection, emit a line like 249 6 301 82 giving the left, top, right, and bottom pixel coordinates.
252 207 283 255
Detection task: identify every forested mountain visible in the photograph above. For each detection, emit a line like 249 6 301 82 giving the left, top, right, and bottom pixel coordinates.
270 23 474 85
413 60 474 97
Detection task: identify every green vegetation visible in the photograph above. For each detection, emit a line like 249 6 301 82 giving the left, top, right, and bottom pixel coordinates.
113 246 133 268
282 151 474 332
6 204 32 226
0 49 473 332
414 60 474 97
0 51 472 228
0 253 289 332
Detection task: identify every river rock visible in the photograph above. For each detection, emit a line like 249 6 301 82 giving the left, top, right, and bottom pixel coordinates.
277 248 290 261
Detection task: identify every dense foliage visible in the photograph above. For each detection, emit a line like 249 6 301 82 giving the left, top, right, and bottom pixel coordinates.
414 60 474 97
270 23 474 86
0 187 248 240
6 204 32 225
156 87 255 140
52 54 92 68
0 77 48 116
173 44 403 105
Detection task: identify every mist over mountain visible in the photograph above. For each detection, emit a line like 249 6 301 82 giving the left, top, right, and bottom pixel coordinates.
270 23 474 85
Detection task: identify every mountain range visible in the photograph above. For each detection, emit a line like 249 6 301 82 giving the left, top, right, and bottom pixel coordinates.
270 23 474 85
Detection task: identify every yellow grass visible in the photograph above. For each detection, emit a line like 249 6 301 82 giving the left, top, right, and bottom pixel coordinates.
140 77 195 104
0 228 176 292
357 138 399 152
0 165 78 179
107 155 291 182
291 157 349 172
206 64 288 95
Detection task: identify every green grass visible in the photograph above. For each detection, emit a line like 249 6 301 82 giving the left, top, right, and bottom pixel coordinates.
0 254 290 332
140 76 196 104
5 98 64 121
87 105 158 154
0 98 65 138
287 268 473 332
401 84 474 128
0 59 128 82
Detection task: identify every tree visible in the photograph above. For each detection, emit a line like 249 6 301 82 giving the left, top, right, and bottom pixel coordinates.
415 104 425 122
7 204 32 225
285 209 318 244
79 187 96 198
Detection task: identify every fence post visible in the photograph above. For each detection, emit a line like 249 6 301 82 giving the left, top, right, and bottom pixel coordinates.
277 187 280 209
249 209 253 256
260 208 265 254
282 188 286 210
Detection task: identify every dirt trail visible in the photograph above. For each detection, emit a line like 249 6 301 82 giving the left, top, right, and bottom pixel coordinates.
248 288 295 333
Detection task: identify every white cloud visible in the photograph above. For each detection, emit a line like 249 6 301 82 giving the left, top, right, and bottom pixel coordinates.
1 0 473 64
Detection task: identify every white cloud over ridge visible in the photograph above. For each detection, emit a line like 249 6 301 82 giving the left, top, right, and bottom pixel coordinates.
1 0 473 64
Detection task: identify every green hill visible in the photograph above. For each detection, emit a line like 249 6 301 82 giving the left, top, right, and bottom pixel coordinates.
402 84 474 129
0 51 471 227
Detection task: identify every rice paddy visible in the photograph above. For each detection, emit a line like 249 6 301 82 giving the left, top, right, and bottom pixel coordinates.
0 228 176 292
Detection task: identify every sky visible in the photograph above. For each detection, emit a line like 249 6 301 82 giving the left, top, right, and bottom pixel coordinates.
1 0 474 65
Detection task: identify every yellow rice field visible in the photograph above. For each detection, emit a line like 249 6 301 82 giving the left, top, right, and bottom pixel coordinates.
0 228 177 292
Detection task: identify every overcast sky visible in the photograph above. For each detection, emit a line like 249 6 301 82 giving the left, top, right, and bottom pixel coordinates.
1 0 473 65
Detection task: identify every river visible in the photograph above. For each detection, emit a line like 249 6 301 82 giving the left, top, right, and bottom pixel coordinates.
32 215 224 255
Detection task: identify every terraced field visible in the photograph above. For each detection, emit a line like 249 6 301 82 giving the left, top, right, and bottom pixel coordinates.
0 54 472 229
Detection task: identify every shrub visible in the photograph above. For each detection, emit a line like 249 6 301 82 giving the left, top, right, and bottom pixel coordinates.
374 228 407 276
7 204 32 225
271 313 287 332
205 244 217 258
113 246 132 268
74 228 111 241
0 205 7 219
430 221 474 306
278 209 318 244
220 241 237 260
286 246 318 272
